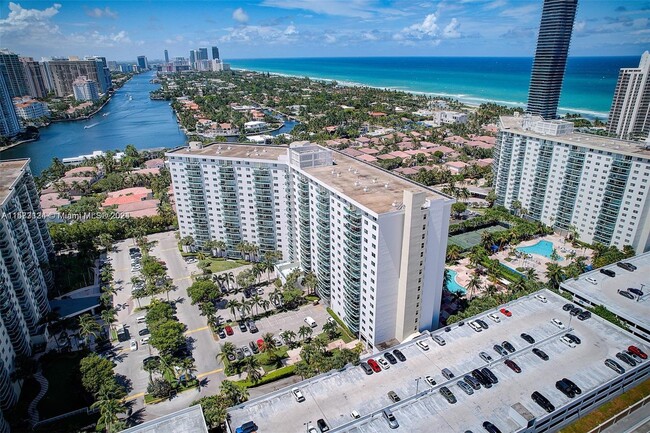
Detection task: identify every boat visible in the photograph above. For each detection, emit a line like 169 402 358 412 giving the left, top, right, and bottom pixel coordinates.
129 95 133 101
102 112 110 117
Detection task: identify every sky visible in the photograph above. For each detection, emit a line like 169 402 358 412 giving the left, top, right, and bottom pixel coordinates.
1 0 649 61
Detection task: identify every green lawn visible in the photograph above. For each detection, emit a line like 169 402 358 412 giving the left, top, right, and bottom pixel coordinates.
560 378 650 433
51 253 97 296
326 307 356 342
38 352 90 419
207 258 248 273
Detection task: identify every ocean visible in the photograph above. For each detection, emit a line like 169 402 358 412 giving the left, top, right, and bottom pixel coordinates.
228 57 639 119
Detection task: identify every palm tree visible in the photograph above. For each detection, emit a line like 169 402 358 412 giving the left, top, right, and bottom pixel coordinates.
100 308 117 334
269 288 283 307
226 299 241 321
261 332 276 352
225 271 236 292
91 386 126 433
242 356 263 383
446 244 462 264
302 271 318 296
220 380 249 404
466 272 482 300
322 321 339 339
217 342 236 365
545 262 565 290
250 294 263 316
298 325 313 342
260 299 271 314
78 314 101 346
524 267 538 282
280 330 296 346
239 298 253 320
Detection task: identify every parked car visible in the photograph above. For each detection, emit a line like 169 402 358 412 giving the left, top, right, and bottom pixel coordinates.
627 350 643 363
481 368 498 385
360 362 373 375
238 321 248 332
585 277 598 285
129 340 138 351
479 351 493 363
433 335 446 346
628 345 648 359
616 351 637 367
237 421 258 433
600 268 616 277
246 321 258 333
241 345 253 358
442 368 455 380
384 352 398 364
532 348 549 361
367 359 381 373
487 313 501 323
393 349 406 362
235 347 244 361
499 308 512 317
560 336 576 348
570 307 582 316
225 325 234 336
378 358 390 370
551 318 565 329
138 328 150 336
618 290 635 299
317 418 329 432
464 374 482 390
531 391 555 413
562 378 582 395
457 380 474 395
425 375 436 386
555 379 576 398
476 319 489 329
616 262 637 271
140 336 149 345
504 359 521 373
604 358 625 374
482 421 502 433
565 333 581 345
291 388 305 403
493 344 508 357
249 341 259 354
520 333 535 344
387 391 400 403
535 294 548 303
439 386 457 404
577 311 592 321
469 321 483 332
628 288 644 297
383 409 399 429
217 328 227 339
562 303 574 311
471 369 492 388
416 340 430 351
502 341 516 353
350 410 361 419
273 336 283 347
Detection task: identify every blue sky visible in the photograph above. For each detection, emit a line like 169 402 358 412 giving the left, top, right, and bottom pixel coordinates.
1 0 648 61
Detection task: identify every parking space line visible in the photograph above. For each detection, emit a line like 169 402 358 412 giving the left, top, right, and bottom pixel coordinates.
123 392 145 402
185 326 209 335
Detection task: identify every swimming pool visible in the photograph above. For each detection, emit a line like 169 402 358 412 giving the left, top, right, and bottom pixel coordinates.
447 269 467 295
517 240 564 261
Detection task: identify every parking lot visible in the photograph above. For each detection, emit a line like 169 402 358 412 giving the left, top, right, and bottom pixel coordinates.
228 289 649 433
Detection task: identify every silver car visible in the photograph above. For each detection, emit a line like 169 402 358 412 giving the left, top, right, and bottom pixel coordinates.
383 409 399 429
433 335 446 346
479 351 493 363
457 380 474 395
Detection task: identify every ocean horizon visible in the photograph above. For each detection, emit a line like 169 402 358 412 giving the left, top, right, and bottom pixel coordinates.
228 56 640 119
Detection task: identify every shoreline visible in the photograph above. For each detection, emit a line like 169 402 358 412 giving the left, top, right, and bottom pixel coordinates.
231 67 609 120
0 137 38 154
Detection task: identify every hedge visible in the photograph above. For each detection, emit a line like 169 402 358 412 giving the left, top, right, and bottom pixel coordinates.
235 364 296 388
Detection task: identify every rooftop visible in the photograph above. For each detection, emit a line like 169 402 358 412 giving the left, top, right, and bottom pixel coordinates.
121 405 208 433
0 159 29 206
166 143 288 161
305 151 449 214
500 115 650 158
228 289 649 433
560 252 650 340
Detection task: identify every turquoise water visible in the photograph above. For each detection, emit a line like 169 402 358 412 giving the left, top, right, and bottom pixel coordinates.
447 269 466 295
517 240 564 261
229 56 639 119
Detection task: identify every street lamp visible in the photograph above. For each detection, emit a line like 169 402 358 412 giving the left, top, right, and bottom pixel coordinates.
415 376 421 395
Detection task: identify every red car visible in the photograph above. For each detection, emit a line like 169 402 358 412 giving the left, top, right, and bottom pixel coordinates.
367 358 382 373
628 345 648 359
225 325 234 336
500 308 512 317
257 339 265 351
505 359 521 373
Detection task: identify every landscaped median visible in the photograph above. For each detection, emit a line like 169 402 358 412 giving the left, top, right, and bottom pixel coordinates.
326 307 356 343
143 378 200 405
234 364 296 388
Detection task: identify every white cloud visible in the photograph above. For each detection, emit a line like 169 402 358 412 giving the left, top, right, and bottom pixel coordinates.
233 7 249 23
484 0 506 11
261 0 406 19
220 24 299 44
164 35 185 44
500 4 538 19
85 6 118 19
574 20 586 33
443 18 460 38
0 2 61 33
324 34 337 43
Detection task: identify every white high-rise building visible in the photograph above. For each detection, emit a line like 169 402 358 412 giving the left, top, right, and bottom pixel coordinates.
608 51 650 141
0 159 54 410
167 142 453 349
494 115 650 253
72 76 99 102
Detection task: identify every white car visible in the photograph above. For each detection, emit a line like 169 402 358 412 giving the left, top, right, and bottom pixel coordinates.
416 340 430 351
468 321 483 332
488 313 501 323
129 340 138 351
560 336 576 348
257 287 264 295
140 336 150 345
433 335 446 346
535 294 548 303
425 375 436 386
291 388 305 402
585 277 598 285
350 410 361 419
307 426 318 433
378 358 390 370
551 318 565 329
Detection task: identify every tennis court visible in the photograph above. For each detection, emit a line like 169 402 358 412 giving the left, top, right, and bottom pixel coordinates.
448 225 507 250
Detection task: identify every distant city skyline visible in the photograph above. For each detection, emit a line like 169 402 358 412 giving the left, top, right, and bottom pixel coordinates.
0 0 648 61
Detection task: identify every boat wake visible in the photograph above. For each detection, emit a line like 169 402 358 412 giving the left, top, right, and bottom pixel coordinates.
84 123 99 129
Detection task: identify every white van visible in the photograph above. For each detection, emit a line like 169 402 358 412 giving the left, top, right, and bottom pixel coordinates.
585 277 598 285
304 316 317 328
136 316 146 324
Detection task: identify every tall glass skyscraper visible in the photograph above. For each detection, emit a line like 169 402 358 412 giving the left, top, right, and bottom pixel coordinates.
212 46 220 60
526 0 578 119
